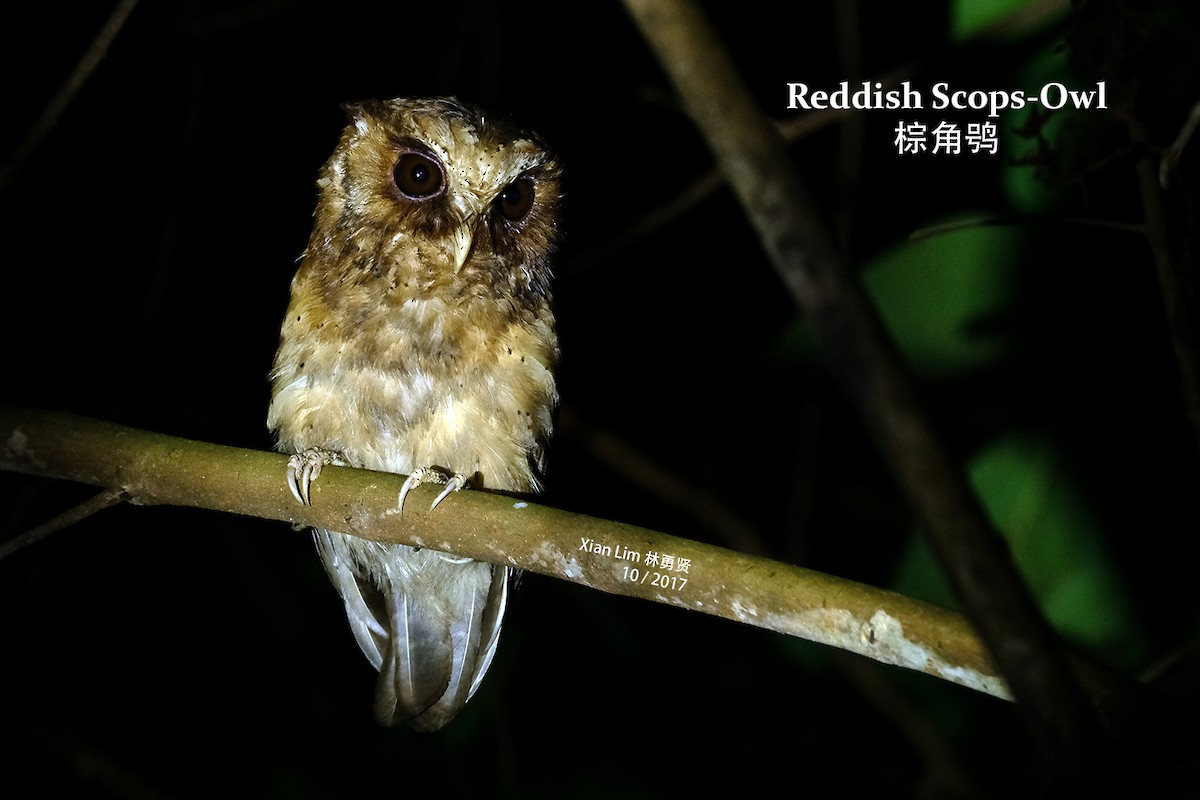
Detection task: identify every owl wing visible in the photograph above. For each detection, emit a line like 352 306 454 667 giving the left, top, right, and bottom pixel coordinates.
314 529 510 731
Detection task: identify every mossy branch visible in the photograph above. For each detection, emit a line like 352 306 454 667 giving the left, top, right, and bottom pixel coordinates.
2 405 1007 696
1 403 1182 757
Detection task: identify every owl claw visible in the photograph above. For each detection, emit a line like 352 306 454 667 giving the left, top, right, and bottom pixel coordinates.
286 448 345 505
287 470 307 505
397 467 468 515
431 473 467 509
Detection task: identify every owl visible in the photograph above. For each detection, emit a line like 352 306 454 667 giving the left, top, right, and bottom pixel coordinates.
267 97 561 731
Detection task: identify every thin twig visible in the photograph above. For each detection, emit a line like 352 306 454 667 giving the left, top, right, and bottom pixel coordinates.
0 0 141 194
0 488 126 561
570 67 916 276
831 651 992 799
557 405 769 556
1132 118 1200 456
909 213 1145 240
831 0 865 251
1160 98 1200 189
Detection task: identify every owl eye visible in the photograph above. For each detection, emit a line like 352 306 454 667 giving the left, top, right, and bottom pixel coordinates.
497 178 535 222
393 152 444 199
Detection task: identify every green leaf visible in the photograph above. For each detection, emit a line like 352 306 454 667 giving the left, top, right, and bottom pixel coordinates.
892 434 1140 660
1003 43 1074 212
860 221 1020 377
950 0 1062 42
772 220 1022 377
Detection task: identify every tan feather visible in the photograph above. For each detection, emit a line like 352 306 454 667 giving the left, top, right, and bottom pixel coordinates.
268 97 560 730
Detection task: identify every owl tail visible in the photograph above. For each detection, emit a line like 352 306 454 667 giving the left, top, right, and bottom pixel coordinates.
314 530 510 731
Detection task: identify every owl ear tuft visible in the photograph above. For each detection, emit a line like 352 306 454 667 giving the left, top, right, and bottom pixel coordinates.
340 99 387 124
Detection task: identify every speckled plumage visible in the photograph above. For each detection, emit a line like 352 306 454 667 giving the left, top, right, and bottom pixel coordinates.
267 97 560 731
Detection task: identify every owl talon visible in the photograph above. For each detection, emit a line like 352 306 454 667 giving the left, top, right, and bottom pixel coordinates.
397 467 434 513
286 448 346 505
431 473 467 510
397 467 469 515
287 469 306 505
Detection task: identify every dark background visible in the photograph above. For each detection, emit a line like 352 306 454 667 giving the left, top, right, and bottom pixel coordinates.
2 1 1198 797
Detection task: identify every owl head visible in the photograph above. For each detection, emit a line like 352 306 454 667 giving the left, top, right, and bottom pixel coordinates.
307 96 562 308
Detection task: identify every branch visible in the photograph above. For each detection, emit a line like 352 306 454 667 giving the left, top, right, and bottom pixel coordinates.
620 0 1107 775
0 0 141 194
4 405 1003 698
0 406 1182 755
557 405 769 556
0 487 125 561
1131 114 1200 457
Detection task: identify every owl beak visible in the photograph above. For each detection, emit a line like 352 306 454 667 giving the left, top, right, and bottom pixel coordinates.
450 220 475 273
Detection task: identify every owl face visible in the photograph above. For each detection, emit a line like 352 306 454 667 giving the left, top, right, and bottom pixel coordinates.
309 97 562 309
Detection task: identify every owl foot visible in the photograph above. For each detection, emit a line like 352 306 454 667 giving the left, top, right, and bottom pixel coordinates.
397 466 469 515
286 447 347 505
